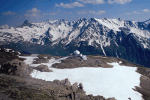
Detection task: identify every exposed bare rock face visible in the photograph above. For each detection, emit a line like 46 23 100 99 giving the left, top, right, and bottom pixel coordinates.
32 54 52 64
0 48 24 65
136 67 150 100
52 78 116 100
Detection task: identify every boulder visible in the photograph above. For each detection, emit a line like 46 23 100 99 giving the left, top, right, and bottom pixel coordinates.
61 78 71 87
0 59 32 77
71 82 78 91
79 83 83 90
53 78 72 87
53 79 61 85
34 65 52 72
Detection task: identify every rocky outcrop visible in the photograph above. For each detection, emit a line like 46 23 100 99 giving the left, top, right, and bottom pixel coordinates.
0 59 32 77
34 65 52 72
52 55 138 69
0 73 116 100
0 47 21 55
136 67 150 100
52 78 116 100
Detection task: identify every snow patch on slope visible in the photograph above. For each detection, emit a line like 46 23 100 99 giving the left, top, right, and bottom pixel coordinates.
19 54 38 65
95 18 123 31
20 55 69 68
95 18 150 39
24 55 143 100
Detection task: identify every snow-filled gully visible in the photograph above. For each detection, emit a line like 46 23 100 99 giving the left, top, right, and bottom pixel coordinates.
20 55 143 100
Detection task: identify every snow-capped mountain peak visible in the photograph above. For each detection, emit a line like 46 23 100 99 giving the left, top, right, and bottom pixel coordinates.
143 19 150 24
0 18 150 45
1 18 150 67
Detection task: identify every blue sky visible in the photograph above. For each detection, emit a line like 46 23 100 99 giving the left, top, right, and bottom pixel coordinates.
0 0 150 27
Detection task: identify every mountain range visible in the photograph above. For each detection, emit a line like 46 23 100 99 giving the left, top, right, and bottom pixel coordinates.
0 18 150 67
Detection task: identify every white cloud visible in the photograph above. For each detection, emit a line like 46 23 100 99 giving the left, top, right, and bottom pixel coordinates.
62 11 73 14
89 10 106 14
69 12 73 14
43 13 56 15
124 12 131 14
108 0 132 4
24 14 29 16
77 10 87 14
77 10 106 14
133 11 140 14
25 13 37 17
1 11 16 15
25 8 41 17
55 2 85 8
49 13 56 15
142 9 150 12
0 24 9 29
26 8 41 13
42 10 61 16
124 10 141 15
77 0 104 4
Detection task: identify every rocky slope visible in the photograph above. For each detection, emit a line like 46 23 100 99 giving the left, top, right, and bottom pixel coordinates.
1 47 150 99
0 48 116 100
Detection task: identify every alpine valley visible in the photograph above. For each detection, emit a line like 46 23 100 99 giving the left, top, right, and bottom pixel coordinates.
1 18 150 68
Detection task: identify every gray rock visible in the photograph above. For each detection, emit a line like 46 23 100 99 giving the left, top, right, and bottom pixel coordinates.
79 83 83 90
71 82 78 91
0 59 31 77
64 78 71 87
34 65 52 72
53 79 61 85
61 78 71 87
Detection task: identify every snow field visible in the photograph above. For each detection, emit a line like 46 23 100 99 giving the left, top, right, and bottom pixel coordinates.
20 55 69 68
21 55 143 100
19 54 38 65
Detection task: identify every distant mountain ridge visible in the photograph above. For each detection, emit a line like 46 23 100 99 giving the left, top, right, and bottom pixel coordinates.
0 18 150 67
